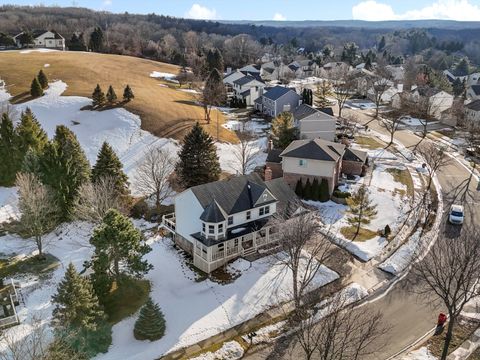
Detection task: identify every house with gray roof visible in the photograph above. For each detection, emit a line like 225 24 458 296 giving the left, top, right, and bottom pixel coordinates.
280 139 368 194
13 30 65 50
293 104 336 141
255 86 301 118
465 100 480 124
232 75 266 106
467 84 480 101
162 173 299 273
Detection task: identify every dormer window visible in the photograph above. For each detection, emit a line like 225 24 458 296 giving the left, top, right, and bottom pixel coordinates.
202 223 206 233
246 211 251 220
228 216 233 225
218 223 224 233
208 225 215 234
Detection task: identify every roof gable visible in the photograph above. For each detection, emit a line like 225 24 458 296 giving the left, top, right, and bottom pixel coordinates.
281 139 345 162
263 86 298 101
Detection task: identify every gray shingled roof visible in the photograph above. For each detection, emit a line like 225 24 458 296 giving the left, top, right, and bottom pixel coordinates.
200 201 226 223
292 104 319 121
471 85 480 96
466 100 480 111
265 178 299 214
280 139 345 162
343 148 368 163
233 75 258 86
190 173 275 215
266 149 283 164
263 86 298 101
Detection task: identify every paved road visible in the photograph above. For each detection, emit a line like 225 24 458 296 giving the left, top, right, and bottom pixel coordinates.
245 109 480 360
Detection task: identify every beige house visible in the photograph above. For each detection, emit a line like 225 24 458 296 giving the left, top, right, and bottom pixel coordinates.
293 104 336 141
13 30 65 50
279 139 368 195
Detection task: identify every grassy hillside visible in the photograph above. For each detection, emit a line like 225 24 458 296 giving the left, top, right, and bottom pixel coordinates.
0 51 235 142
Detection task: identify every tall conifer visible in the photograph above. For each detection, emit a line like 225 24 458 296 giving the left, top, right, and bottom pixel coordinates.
0 113 20 186
91 142 129 196
37 69 49 89
133 298 166 341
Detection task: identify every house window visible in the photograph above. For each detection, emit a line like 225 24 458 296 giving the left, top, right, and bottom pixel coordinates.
299 159 307 167
202 223 206 233
259 207 265 216
228 216 233 225
265 206 270 214
234 239 239 247
218 224 224 233
246 211 251 220
209 225 215 234
218 243 224 251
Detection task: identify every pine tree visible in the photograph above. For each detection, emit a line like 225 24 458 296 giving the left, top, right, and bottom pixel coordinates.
176 122 221 188
294 179 304 198
106 85 117 104
91 142 129 196
16 108 48 159
30 77 43 97
271 112 298 150
303 178 312 200
37 69 49 89
0 113 20 186
123 85 134 102
378 36 386 52
133 298 166 341
205 48 224 75
69 32 87 51
315 80 334 109
89 27 104 52
319 178 330 203
40 125 91 221
90 209 152 300
346 184 378 239
311 178 320 201
92 84 106 107
52 263 105 331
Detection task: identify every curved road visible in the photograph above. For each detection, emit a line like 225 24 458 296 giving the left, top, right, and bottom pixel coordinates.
245 109 480 360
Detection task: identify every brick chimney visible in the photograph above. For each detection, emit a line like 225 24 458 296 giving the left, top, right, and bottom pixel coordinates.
264 166 273 181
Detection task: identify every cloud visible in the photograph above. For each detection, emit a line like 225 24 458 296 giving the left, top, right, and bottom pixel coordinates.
102 0 112 6
352 0 480 21
273 13 287 21
185 4 218 20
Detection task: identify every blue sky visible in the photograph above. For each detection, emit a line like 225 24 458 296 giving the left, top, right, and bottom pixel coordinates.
3 0 480 21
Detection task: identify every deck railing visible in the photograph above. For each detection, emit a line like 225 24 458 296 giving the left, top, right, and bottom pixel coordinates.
162 213 176 233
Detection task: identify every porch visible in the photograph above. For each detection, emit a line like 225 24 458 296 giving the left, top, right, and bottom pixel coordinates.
193 227 280 273
0 279 20 329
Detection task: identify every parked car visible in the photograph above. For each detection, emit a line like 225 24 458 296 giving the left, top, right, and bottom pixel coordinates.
449 204 464 225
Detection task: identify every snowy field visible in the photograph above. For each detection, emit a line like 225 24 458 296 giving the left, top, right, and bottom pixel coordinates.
0 79 266 195
99 237 338 359
222 118 271 135
402 347 437 360
216 138 268 174
307 161 410 261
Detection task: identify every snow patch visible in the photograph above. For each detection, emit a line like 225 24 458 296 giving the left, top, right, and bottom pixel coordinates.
0 187 19 224
190 341 244 360
19 48 59 54
44 64 50 68
216 138 267 174
402 347 437 360
149 72 177 80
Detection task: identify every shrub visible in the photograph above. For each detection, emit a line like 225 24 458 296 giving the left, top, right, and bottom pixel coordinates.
384 224 391 237
318 178 330 203
333 189 352 199
134 298 166 341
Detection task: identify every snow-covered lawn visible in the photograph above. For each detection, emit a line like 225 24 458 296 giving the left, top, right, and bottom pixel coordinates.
402 347 437 360
307 161 411 261
216 137 268 174
19 48 59 54
99 238 339 359
0 187 19 223
379 229 421 274
149 71 177 80
223 118 271 136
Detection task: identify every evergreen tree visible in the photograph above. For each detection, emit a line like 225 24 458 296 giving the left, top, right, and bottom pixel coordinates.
92 84 106 107
16 108 48 159
294 179 304 198
91 142 129 196
378 36 386 52
90 209 152 300
106 85 117 104
303 178 312 200
37 69 49 89
40 125 91 221
318 178 330 203
69 32 87 51
0 113 20 186
89 27 104 52
346 184 378 239
133 298 166 341
176 122 221 188
205 48 224 75
452 78 465 97
21 148 42 176
30 77 43 97
271 112 298 150
311 178 320 201
123 85 134 102
52 263 105 331
315 80 334 109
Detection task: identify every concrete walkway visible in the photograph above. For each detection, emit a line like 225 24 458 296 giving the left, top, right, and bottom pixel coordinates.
447 327 480 360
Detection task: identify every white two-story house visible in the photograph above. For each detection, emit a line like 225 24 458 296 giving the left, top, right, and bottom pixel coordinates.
13 30 65 50
232 75 266 106
162 174 299 273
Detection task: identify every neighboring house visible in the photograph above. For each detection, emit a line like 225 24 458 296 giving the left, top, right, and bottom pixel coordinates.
280 139 368 195
239 64 261 74
386 65 405 84
293 104 336 141
443 68 469 83
465 100 480 123
255 86 301 118
0 279 21 329
162 173 299 273
412 87 454 119
265 149 284 179
319 62 351 78
466 85 480 101
232 75 266 106
288 60 319 78
367 83 402 104
13 30 65 50
260 61 294 81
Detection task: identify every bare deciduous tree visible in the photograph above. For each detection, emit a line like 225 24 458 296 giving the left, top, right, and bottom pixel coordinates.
369 76 392 119
294 291 388 360
134 147 175 208
273 210 332 311
201 69 226 124
412 227 480 360
16 172 59 257
74 176 125 223
330 69 356 119
381 115 403 147
233 131 256 175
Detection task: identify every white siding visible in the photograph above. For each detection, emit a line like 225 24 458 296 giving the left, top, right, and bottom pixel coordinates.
282 157 336 178
174 189 204 244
